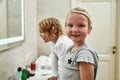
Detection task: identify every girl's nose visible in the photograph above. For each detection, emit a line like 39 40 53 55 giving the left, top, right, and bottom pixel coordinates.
72 26 78 31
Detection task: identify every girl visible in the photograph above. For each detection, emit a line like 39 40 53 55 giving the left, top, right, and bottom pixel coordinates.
38 17 73 80
60 7 99 80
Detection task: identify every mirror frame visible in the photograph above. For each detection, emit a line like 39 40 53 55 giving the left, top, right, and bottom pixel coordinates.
0 0 24 51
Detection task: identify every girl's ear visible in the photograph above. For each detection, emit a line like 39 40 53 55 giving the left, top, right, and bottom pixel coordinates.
88 26 92 34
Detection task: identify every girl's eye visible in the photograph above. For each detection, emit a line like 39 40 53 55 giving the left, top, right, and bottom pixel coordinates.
78 24 85 28
67 24 73 28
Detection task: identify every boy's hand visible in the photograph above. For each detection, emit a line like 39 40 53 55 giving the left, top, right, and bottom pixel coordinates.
48 76 57 80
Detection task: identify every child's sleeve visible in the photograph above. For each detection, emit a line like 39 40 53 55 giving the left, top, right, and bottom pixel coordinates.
49 52 59 77
77 50 95 65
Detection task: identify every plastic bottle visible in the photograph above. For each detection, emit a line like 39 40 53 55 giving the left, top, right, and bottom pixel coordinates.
29 61 36 76
21 68 27 80
30 61 36 71
16 67 22 80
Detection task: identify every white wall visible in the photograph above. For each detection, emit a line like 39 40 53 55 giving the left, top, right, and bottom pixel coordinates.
0 0 37 80
37 0 71 56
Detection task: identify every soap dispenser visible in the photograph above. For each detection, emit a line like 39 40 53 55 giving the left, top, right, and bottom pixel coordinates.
16 67 22 80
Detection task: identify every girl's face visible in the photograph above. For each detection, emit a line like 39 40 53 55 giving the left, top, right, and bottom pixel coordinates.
65 13 92 44
40 32 51 43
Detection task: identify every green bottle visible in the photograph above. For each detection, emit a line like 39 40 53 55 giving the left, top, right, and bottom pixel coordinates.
21 69 27 80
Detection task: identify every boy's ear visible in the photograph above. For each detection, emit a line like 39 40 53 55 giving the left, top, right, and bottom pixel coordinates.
88 26 92 34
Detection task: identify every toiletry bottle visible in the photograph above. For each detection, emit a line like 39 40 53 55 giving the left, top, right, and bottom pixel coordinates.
16 67 22 80
30 61 36 71
29 61 36 76
21 69 27 80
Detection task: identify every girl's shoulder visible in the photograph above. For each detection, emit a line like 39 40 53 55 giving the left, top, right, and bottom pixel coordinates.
77 44 98 59
77 44 99 66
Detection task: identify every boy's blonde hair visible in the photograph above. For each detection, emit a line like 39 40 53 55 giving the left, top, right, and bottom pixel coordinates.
38 17 63 40
65 7 92 27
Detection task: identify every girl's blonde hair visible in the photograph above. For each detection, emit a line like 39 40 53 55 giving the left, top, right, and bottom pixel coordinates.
38 17 63 40
65 7 92 27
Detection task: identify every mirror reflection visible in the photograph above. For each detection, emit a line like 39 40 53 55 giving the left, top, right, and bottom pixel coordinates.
0 0 24 51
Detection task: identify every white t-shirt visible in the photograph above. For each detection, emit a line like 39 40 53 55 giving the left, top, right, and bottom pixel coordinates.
49 35 73 77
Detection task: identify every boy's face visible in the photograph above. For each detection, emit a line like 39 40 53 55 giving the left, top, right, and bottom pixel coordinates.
40 32 51 43
65 13 92 43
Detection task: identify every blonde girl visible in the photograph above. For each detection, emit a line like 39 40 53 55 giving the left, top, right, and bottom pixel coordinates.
59 7 99 80
38 17 73 80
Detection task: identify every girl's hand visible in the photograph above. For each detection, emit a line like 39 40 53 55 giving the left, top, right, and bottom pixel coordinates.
48 76 57 80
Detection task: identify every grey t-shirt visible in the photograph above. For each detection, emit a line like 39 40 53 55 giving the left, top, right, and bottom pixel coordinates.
59 43 98 80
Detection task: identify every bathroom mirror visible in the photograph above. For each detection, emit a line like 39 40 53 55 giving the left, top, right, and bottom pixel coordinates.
0 0 24 51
